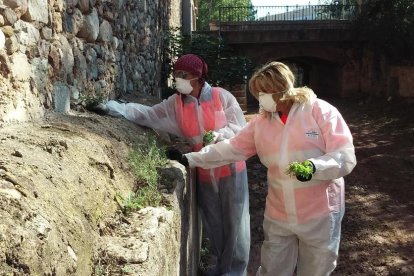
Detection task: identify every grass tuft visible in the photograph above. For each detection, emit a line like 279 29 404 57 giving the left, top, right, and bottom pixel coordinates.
118 136 168 214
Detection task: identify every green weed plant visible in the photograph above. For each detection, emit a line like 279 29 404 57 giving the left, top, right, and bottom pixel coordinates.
118 136 168 214
286 160 313 179
203 130 215 145
80 80 107 108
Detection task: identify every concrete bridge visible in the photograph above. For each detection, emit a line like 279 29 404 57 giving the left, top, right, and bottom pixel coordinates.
199 5 367 109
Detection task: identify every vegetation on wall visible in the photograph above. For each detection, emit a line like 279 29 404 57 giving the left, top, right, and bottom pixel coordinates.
161 27 185 98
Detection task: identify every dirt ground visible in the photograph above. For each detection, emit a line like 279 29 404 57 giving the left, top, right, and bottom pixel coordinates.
243 96 414 276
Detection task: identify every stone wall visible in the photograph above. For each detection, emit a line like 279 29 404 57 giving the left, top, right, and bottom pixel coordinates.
0 0 205 274
388 66 414 98
354 51 414 98
0 0 182 122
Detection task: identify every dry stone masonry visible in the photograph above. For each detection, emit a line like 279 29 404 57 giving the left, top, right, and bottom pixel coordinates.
0 0 180 122
0 0 196 275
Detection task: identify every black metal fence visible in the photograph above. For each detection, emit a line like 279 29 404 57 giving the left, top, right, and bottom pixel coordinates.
219 5 360 22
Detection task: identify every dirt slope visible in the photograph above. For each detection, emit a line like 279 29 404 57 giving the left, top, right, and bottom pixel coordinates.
0 110 143 274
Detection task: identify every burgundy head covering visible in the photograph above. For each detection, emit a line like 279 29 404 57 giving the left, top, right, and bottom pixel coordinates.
173 54 208 78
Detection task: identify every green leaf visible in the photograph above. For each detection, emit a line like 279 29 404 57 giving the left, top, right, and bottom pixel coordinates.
286 160 313 178
203 130 215 144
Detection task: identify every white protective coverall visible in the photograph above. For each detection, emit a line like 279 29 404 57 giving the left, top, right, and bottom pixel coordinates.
185 98 357 276
105 82 250 276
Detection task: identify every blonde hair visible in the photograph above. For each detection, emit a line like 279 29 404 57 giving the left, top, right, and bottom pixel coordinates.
248 61 316 115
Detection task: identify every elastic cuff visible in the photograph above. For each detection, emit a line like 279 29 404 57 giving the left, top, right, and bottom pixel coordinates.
309 160 316 174
181 155 189 167
183 154 194 168
296 174 312 182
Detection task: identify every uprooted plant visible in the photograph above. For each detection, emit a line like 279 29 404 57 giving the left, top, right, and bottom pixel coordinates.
286 160 314 179
203 130 215 145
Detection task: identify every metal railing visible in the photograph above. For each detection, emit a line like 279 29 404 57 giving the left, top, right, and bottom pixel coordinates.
219 5 359 23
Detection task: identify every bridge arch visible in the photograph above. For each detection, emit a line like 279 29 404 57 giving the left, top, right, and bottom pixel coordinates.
245 55 343 109
239 42 352 108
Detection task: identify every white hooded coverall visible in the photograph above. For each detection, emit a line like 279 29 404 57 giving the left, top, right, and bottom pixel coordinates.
185 98 357 276
105 82 250 276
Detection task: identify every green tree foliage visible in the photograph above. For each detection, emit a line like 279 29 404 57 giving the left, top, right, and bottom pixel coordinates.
197 0 254 30
316 0 359 20
357 0 414 64
183 33 254 89
320 0 359 3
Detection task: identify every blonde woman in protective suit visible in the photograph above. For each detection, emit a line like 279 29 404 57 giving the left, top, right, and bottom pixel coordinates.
171 61 357 276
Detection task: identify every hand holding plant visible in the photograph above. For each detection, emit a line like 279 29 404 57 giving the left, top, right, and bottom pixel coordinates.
286 160 315 182
203 130 216 145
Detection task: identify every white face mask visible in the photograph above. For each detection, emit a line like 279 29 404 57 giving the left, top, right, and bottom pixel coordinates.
258 92 277 112
175 78 197 95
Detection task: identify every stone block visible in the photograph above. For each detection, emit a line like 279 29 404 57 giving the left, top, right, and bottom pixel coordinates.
53 82 71 113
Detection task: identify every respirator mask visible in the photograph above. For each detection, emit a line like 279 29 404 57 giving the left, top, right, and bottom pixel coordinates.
258 92 277 112
175 78 197 95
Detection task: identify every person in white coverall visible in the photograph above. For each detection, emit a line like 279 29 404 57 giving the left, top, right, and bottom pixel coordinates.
170 61 357 276
90 54 250 276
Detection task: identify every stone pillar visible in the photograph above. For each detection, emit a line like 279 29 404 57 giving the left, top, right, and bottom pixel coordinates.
182 0 194 35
